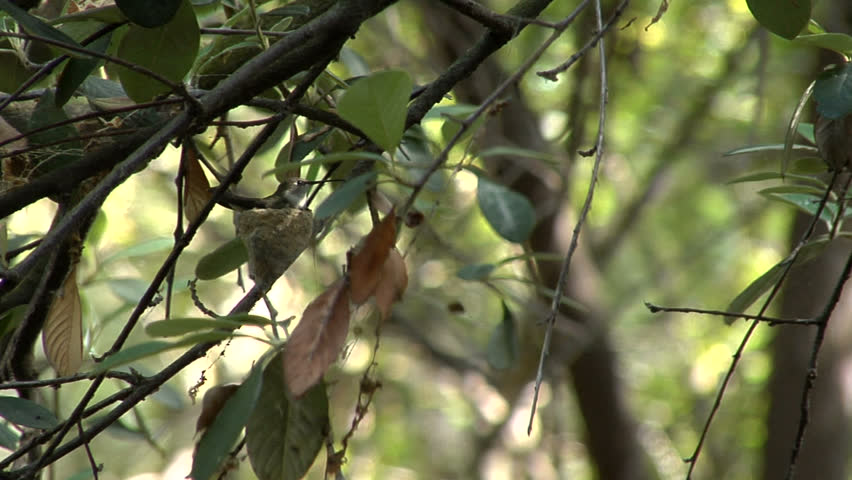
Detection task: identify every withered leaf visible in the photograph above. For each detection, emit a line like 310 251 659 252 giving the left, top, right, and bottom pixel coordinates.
195 384 240 435
284 278 351 396
374 248 407 321
183 145 212 225
43 266 83 376
348 211 396 304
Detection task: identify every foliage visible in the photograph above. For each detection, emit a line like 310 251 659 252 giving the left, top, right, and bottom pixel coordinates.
0 0 851 479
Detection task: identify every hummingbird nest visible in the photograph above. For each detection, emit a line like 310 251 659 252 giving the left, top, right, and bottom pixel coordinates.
234 206 313 290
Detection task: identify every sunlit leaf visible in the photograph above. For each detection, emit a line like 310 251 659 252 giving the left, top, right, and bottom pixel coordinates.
284 279 351 396
101 237 172 266
337 70 412 151
374 248 408 321
793 33 852 56
116 0 199 102
183 145 212 225
246 352 328 480
273 128 332 182
477 176 536 243
723 143 818 156
313 171 376 221
486 302 518 370
43 267 83 376
93 332 232 373
761 192 836 224
190 360 264 480
0 396 59 429
145 314 270 337
726 262 788 321
746 0 810 39
195 237 248 280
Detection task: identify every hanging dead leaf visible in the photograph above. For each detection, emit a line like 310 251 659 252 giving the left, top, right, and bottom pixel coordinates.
183 145 212 225
374 248 407 321
43 266 83 376
195 383 240 435
284 278 351 396
234 207 313 290
347 211 396 304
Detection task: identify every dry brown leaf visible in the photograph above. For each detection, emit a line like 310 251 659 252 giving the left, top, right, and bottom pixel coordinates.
195 384 240 435
284 278 351 396
348 211 396 304
183 145 212 224
374 248 407 321
43 266 83 376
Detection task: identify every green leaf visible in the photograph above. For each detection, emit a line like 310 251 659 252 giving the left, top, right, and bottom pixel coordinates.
93 332 231 373
745 0 810 40
726 172 784 184
195 237 248 280
337 70 413 151
246 352 328 480
757 185 825 195
145 315 270 337
790 157 829 175
314 171 377 221
723 143 818 156
191 359 265 480
0 396 59 429
0 50 35 94
0 420 18 450
796 122 815 144
101 237 173 266
726 262 787 321
27 90 82 170
116 0 199 102
478 146 555 163
793 33 852 55
761 192 835 224
814 62 852 120
115 0 182 27
56 32 113 107
456 263 496 281
273 129 332 182
486 302 519 370
476 176 536 243
265 151 384 178
0 0 83 53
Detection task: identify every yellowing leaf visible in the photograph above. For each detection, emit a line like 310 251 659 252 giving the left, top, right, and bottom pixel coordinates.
347 211 396 304
183 145 211 225
42 267 83 376
284 279 351 396
374 248 407 321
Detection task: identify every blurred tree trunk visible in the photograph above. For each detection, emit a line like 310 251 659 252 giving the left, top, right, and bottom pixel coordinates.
420 3 652 478
762 4 852 479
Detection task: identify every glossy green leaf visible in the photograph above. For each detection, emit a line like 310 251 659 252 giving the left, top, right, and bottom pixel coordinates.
145 315 270 337
195 237 248 280
93 332 231 373
0 396 59 429
0 50 35 94
746 0 810 39
793 33 852 55
761 192 836 224
726 172 783 184
0 0 83 53
477 176 536 243
314 171 377 221
116 0 199 102
273 129 332 182
246 352 328 480
190 360 265 480
814 62 852 120
726 262 788 321
115 0 182 28
337 70 412 151
56 32 113 107
478 146 554 163
757 185 825 195
790 157 829 175
456 263 495 281
486 302 519 370
723 143 817 156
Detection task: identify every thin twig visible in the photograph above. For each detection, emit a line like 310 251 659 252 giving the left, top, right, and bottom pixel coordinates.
528 0 626 435
684 170 840 478
77 420 100 480
643 302 819 325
